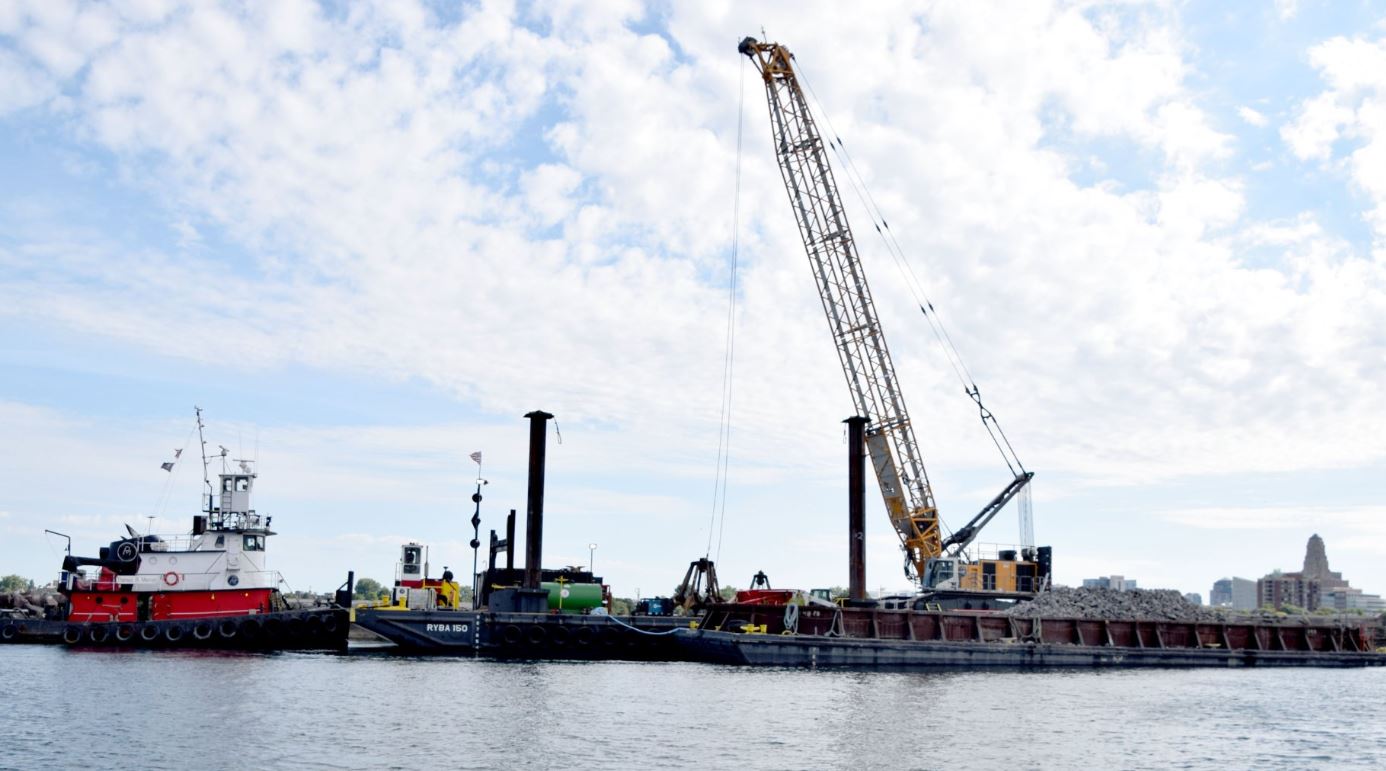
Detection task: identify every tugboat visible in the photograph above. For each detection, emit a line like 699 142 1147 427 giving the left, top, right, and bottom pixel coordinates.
4 410 350 650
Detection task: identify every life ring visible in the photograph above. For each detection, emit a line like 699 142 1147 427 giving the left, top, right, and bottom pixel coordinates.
63 625 84 644
218 620 238 639
162 571 181 587
193 622 214 640
0 624 16 641
115 624 135 642
139 624 160 642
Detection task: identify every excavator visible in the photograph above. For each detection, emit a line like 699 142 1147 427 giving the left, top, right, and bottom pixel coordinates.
739 37 1051 602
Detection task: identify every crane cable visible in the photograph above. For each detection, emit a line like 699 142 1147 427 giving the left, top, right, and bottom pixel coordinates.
795 68 1027 478
705 58 747 564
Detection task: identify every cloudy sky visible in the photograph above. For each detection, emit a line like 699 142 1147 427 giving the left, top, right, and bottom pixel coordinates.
2 0 1384 602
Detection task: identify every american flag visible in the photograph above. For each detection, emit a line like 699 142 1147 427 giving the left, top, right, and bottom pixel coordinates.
469 451 482 465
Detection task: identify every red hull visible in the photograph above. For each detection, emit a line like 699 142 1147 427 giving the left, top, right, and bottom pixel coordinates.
68 589 274 623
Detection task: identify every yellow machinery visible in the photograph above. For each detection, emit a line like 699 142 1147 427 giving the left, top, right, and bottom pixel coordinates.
371 542 463 612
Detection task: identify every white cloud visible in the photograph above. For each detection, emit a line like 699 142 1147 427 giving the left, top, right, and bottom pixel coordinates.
1 2 1382 484
1238 105 1268 127
1284 34 1386 251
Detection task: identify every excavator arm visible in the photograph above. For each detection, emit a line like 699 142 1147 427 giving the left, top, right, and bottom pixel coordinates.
740 37 941 580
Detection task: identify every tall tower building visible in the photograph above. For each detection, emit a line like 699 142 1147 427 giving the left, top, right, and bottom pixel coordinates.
1258 534 1352 610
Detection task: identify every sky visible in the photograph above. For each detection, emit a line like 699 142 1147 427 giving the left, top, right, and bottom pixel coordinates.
2 0 1385 602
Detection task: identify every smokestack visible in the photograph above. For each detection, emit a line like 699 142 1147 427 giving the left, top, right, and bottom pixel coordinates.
523 410 554 590
845 416 868 602
505 508 516 571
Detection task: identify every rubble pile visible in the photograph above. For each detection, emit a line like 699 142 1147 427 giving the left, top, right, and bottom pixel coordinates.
1004 586 1229 622
0 590 61 619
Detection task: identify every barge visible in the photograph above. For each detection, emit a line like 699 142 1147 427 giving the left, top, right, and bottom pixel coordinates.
350 410 699 659
353 607 692 658
677 602 1386 669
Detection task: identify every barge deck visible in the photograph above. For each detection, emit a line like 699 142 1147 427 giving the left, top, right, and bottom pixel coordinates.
677 603 1386 669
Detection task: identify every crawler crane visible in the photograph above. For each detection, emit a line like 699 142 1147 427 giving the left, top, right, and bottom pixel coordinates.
738 37 1050 599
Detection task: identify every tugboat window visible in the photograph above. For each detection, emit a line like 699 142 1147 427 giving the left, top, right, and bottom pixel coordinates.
223 478 234 492
235 477 249 492
215 536 225 548
243 535 264 551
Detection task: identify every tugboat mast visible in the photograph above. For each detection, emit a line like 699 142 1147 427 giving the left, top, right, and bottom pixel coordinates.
195 406 212 515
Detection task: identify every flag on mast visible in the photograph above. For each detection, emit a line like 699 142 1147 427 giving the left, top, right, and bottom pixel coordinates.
469 451 482 465
160 448 184 472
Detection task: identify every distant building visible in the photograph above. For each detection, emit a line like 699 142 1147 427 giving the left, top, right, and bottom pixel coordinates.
1082 575 1138 591
1183 593 1202 606
1257 534 1352 611
1319 587 1386 613
1210 577 1258 610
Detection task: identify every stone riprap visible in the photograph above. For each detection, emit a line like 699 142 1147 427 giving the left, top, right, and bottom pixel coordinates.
1003 586 1232 622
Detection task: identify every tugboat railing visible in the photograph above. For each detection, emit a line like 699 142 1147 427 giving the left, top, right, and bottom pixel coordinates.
72 570 287 592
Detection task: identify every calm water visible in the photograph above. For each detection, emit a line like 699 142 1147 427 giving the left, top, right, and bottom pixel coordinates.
2 645 1384 770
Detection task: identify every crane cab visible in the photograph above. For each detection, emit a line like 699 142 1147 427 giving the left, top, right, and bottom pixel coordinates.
922 547 1051 595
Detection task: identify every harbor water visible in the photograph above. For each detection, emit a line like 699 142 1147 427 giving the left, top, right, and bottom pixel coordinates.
2 645 1384 770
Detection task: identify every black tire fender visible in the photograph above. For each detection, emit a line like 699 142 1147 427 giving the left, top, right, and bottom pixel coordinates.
0 624 16 641
193 622 214 641
63 625 84 645
164 624 185 642
218 620 238 639
139 624 160 642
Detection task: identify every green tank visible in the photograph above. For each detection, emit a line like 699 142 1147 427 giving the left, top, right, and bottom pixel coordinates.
541 581 604 613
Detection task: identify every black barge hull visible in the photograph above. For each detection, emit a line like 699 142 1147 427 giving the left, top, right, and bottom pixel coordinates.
0 607 349 651
352 608 694 660
680 629 1386 668
678 603 1385 669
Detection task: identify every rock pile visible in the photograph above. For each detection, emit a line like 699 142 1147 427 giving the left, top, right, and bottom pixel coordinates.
0 590 61 619
1003 586 1229 622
